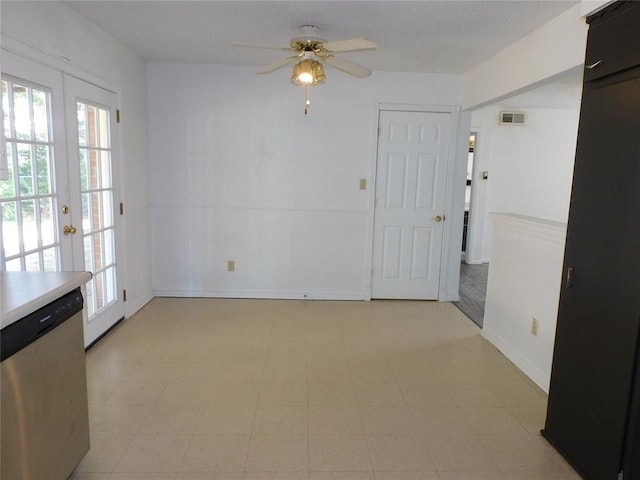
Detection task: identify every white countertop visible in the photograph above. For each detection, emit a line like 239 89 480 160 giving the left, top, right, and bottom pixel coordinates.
0 271 92 329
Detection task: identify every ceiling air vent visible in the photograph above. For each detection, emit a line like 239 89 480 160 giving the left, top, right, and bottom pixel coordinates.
500 111 526 125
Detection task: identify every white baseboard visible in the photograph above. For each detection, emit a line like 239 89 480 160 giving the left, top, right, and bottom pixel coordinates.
152 289 367 301
150 289 456 303
482 327 550 393
463 260 483 265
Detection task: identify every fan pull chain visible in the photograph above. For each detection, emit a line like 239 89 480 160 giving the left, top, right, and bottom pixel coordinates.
304 85 310 115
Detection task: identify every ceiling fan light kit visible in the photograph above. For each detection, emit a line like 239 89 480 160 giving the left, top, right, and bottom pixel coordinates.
291 55 326 114
235 25 376 115
291 58 326 86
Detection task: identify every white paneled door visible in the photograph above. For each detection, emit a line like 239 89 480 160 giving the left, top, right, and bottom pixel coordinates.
1 51 123 346
372 110 450 299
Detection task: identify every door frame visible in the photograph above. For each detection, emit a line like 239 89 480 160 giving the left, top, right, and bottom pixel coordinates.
364 103 468 301
464 127 490 265
462 131 477 260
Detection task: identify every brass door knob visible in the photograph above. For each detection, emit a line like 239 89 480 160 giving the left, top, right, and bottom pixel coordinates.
433 215 443 223
63 225 77 235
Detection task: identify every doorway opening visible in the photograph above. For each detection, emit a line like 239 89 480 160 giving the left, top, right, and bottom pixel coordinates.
454 132 489 327
462 133 475 258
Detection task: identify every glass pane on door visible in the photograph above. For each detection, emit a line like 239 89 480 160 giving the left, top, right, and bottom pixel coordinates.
76 101 117 318
1 77 60 271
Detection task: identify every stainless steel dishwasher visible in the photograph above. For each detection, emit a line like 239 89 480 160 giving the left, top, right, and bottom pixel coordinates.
1 287 90 479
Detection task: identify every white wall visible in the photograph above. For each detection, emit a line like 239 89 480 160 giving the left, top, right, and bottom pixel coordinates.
148 63 468 300
467 105 580 262
461 3 586 265
1 1 153 316
459 2 589 396
463 4 587 109
483 214 566 392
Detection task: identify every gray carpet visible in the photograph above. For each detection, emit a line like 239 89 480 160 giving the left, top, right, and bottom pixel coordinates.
454 262 489 328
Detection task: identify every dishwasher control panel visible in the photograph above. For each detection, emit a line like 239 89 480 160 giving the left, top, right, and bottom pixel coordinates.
0 288 84 362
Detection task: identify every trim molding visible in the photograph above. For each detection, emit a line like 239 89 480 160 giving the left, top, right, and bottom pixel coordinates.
1 35 119 94
490 213 567 244
153 289 368 301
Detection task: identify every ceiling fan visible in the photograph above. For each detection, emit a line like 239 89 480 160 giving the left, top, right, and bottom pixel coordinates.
233 26 376 113
233 25 377 81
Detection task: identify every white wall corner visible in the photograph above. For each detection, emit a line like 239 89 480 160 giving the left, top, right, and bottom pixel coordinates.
462 4 588 110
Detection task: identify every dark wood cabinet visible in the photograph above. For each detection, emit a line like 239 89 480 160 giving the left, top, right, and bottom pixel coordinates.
582 2 640 82
543 2 640 480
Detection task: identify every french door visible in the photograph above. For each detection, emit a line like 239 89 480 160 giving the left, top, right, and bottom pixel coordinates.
1 50 123 346
64 76 123 344
1 53 67 272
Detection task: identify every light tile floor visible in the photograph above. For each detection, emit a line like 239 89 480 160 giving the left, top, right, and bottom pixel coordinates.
70 298 580 480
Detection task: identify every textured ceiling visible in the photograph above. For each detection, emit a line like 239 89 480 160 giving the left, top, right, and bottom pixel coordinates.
66 0 578 75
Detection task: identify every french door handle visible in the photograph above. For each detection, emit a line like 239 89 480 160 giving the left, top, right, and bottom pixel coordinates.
63 225 77 235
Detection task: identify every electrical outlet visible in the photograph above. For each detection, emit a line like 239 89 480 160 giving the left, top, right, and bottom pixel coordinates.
227 260 235 272
359 178 367 190
531 317 538 336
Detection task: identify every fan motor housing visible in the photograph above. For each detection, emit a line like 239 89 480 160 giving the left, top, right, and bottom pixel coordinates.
290 25 327 50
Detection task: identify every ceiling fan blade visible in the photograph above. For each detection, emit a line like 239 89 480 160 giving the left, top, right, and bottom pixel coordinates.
321 37 377 53
322 55 372 78
231 42 294 52
257 55 300 75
